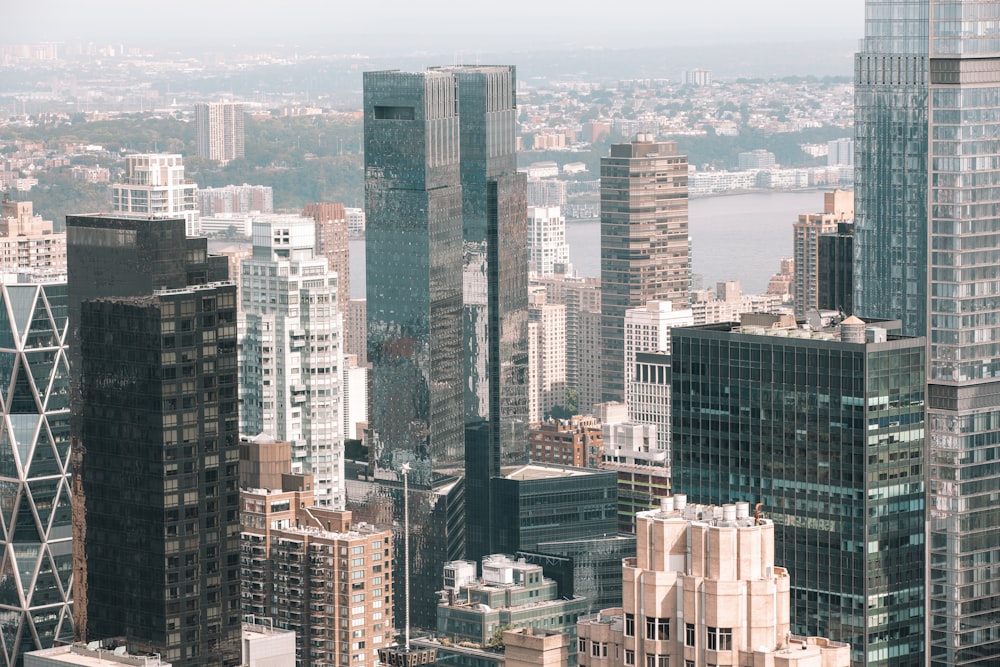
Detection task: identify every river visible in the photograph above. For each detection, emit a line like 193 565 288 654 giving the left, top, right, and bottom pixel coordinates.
350 190 828 299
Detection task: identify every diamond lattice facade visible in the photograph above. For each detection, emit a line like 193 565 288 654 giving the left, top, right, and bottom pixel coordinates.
0 278 72 667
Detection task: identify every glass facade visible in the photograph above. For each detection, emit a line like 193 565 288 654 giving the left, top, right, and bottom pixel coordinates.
853 0 929 336
926 4 1000 665
600 140 689 402
671 325 926 666
818 223 855 314
0 280 72 667
67 215 241 667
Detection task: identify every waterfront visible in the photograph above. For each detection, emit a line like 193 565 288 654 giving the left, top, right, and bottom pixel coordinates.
350 189 831 299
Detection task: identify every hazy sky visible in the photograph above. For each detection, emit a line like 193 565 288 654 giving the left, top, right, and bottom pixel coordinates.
9 1 866 52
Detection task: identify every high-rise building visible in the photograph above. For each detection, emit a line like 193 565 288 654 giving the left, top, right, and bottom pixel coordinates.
527 294 566 423
576 497 851 667
828 138 855 167
818 221 854 314
240 475 392 667
0 199 66 274
600 137 689 402
0 276 73 667
671 316 926 666
792 189 853 319
195 102 245 166
527 206 571 277
302 202 350 311
239 214 343 507
527 416 602 468
110 154 199 237
925 7 1000 666
853 4 1000 664
363 68 466 630
852 3 928 337
737 148 777 170
67 214 241 666
531 274 601 414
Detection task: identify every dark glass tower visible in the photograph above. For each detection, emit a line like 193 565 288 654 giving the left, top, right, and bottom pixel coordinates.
433 66 529 565
364 70 466 630
672 318 926 667
67 214 241 666
600 138 688 402
853 0 928 336
818 221 854 314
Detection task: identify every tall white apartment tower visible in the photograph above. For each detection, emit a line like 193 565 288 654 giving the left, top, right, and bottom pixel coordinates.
239 215 344 507
196 102 245 165
111 153 199 236
527 205 571 277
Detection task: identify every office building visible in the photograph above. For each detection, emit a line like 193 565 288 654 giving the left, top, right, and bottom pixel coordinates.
793 189 853 319
436 554 587 666
491 463 618 557
0 199 66 274
671 316 925 666
363 68 466 630
528 206 571 277
240 475 392 667
576 497 851 667
67 214 241 666
528 416 602 468
0 276 72 667
239 214 343 507
818 221 854 314
110 154 198 237
852 3 927 338
600 137 689 402
527 295 567 422
197 184 273 217
196 102 245 165
623 301 691 446
302 202 350 311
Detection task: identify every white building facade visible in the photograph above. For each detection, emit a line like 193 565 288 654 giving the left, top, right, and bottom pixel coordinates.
239 215 344 507
111 154 199 236
527 206 571 277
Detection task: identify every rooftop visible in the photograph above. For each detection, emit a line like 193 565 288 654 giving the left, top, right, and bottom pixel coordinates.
501 463 597 481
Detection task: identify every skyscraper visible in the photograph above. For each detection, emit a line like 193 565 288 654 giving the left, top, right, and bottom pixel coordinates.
302 202 350 311
67 214 241 666
0 276 73 667
195 102 245 166
671 316 926 666
600 137 689 402
527 206 570 277
924 5 1000 665
853 2 928 337
363 69 466 630
239 214 344 508
854 3 1000 664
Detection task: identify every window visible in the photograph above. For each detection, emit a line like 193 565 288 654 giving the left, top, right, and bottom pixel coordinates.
579 639 587 653
646 617 669 640
625 613 635 637
707 627 732 651
625 650 635 666
685 623 695 647
645 656 667 667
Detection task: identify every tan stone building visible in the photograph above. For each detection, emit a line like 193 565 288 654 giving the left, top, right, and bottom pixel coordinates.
0 198 65 273
577 495 850 667
240 474 392 667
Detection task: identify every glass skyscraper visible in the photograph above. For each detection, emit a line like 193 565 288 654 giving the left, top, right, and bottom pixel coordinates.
925 3 1000 665
0 278 72 667
855 1 1000 664
853 0 929 337
672 319 926 666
